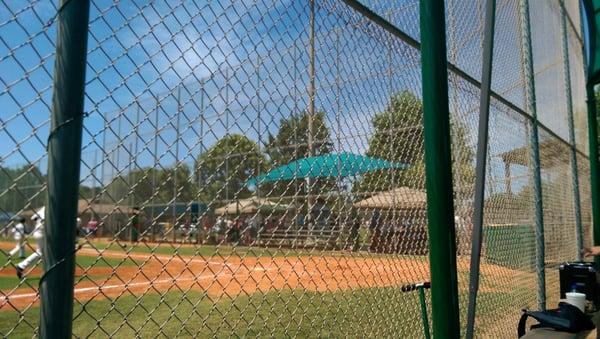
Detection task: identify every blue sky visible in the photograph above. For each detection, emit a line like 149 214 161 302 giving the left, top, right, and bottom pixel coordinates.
0 0 588 199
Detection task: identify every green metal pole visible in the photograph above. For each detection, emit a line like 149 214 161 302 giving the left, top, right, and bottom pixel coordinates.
586 83 600 266
41 0 90 338
419 1 460 337
466 0 496 336
581 0 600 268
417 286 431 339
560 0 584 261
520 0 546 310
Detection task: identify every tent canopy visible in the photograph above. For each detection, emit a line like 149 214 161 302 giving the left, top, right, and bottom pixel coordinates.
353 187 427 210
247 152 408 185
214 197 293 215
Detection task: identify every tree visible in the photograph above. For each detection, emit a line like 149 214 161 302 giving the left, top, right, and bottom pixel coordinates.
0 165 45 212
156 165 196 203
264 111 334 199
0 164 98 212
266 111 332 165
79 185 96 200
353 91 425 194
103 165 195 206
195 134 268 205
451 120 476 200
353 90 474 196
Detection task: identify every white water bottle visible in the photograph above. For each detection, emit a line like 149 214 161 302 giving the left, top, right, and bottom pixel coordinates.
566 285 586 312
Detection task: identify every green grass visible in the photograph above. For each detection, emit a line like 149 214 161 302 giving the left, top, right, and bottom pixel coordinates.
88 241 312 258
0 251 135 270
0 251 135 291
0 276 41 290
0 274 107 291
1 287 430 338
0 239 529 337
0 246 135 268
0 286 516 338
86 240 429 262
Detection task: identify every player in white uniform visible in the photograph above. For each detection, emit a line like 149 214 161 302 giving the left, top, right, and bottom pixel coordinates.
15 207 45 279
8 216 26 258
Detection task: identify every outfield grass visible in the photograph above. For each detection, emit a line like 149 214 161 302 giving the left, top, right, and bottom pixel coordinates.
0 239 523 337
87 240 312 258
0 251 135 291
0 247 136 269
85 239 429 262
0 286 515 338
1 288 428 337
0 251 136 271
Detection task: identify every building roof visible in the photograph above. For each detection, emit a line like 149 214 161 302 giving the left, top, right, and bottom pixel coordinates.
353 187 427 210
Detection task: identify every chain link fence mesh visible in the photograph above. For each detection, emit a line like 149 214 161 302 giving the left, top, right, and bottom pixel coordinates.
0 0 593 337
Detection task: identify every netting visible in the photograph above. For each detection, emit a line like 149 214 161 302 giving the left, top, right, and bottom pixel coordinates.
0 0 592 337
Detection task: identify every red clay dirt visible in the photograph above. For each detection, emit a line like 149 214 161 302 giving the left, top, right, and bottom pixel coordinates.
0 241 523 311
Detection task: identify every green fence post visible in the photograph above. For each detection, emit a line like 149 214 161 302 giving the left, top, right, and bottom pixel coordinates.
560 0 584 261
40 0 91 338
519 0 546 310
586 83 600 265
419 0 460 337
583 0 600 266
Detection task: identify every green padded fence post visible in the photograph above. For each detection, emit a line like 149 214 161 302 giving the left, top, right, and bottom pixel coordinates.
560 0 584 261
586 83 600 266
582 0 600 267
41 0 91 338
419 1 460 337
519 0 546 311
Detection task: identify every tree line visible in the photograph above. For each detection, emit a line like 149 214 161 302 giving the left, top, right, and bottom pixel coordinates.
0 91 475 212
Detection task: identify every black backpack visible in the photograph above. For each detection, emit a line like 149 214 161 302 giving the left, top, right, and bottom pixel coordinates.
518 302 595 337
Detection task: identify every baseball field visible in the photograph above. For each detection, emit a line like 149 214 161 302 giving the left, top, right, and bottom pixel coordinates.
0 239 538 337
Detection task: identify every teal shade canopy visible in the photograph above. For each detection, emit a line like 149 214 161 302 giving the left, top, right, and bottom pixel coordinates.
247 152 408 185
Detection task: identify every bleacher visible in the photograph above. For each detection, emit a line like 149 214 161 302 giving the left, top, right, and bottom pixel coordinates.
255 228 342 250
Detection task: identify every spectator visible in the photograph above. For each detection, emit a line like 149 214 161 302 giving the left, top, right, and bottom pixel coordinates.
369 211 382 252
227 218 241 244
86 219 99 236
349 218 361 252
246 214 260 245
584 247 600 257
266 218 275 233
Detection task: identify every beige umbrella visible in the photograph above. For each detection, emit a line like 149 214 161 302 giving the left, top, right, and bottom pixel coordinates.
353 187 427 210
214 197 292 215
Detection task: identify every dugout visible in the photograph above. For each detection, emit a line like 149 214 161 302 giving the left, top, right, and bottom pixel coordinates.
354 187 428 255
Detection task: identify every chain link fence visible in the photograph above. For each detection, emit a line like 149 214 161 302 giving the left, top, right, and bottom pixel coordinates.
0 0 592 337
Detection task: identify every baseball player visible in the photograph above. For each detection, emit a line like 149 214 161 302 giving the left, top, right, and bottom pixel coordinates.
8 216 26 258
131 207 141 243
15 207 45 279
75 217 82 244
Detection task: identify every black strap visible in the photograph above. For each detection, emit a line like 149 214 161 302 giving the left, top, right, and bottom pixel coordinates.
518 311 529 338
